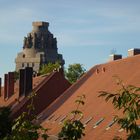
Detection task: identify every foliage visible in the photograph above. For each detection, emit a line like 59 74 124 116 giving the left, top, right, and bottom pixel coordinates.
99 78 140 140
4 92 48 140
14 71 19 81
65 64 86 84
58 95 85 140
0 107 12 139
39 62 61 75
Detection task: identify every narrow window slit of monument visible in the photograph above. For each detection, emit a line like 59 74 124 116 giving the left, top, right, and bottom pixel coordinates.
32 63 34 67
93 118 104 128
59 115 67 124
106 120 116 130
23 54 25 58
22 63 24 67
27 63 29 67
84 117 93 127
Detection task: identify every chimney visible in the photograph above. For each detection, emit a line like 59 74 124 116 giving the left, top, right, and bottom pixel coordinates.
4 74 8 99
57 67 64 76
109 54 122 61
24 67 33 96
128 48 140 57
0 78 1 96
7 72 15 98
19 69 25 97
19 67 33 97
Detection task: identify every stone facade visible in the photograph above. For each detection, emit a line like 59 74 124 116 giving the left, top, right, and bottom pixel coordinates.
15 21 65 73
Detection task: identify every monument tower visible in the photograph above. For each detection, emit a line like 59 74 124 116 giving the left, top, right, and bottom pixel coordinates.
15 21 65 73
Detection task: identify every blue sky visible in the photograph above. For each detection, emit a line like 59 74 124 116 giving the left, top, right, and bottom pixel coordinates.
0 0 140 79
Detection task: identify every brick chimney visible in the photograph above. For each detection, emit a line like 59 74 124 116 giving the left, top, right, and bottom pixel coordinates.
3 72 15 99
0 78 1 97
57 67 64 76
24 67 33 96
7 72 15 98
109 54 122 61
19 69 25 97
4 74 8 99
128 48 140 57
19 67 33 97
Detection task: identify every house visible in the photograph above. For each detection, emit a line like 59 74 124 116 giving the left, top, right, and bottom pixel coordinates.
37 49 140 140
0 67 71 120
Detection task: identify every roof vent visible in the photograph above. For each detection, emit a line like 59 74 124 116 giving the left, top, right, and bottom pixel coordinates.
46 114 55 121
93 118 104 128
109 54 122 61
59 115 67 124
128 48 140 57
53 115 61 122
83 117 93 127
106 120 116 130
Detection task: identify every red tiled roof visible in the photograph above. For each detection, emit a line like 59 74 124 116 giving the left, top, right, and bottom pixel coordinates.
0 74 46 107
40 55 140 140
11 71 71 119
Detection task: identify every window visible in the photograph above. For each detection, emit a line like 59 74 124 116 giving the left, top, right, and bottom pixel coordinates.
93 118 104 128
37 114 43 119
32 63 34 67
77 115 83 121
46 115 55 121
118 128 124 132
27 63 29 67
22 63 24 67
106 120 116 130
53 115 61 122
23 54 25 58
83 117 93 127
59 115 67 124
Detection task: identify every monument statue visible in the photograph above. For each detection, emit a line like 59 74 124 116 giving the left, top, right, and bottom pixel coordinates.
15 21 65 73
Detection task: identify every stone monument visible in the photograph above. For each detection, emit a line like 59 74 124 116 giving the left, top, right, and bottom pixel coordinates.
15 21 65 73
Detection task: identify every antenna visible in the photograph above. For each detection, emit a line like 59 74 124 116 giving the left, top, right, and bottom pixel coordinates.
110 48 117 55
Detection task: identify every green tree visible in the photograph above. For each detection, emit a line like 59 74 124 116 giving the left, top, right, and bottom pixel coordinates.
4 92 48 140
65 64 86 84
14 71 19 81
39 62 61 75
0 107 12 139
58 95 85 140
99 78 140 140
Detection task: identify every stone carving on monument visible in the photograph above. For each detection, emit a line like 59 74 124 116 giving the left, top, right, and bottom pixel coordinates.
15 21 65 73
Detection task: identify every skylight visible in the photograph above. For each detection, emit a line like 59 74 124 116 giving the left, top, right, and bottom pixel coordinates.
77 115 83 121
59 115 67 124
106 120 116 130
84 117 93 127
118 128 124 132
47 114 55 121
93 118 104 128
53 115 61 122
